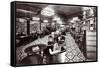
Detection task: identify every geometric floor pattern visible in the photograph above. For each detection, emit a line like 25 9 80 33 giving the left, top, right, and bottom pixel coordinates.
16 33 86 63
64 33 85 62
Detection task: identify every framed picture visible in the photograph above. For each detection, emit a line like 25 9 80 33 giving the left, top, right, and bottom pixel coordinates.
11 1 98 67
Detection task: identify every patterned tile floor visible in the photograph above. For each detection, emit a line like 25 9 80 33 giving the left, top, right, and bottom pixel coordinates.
64 33 85 62
16 33 86 63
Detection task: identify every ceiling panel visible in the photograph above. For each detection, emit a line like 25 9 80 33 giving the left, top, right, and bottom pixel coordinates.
16 2 82 18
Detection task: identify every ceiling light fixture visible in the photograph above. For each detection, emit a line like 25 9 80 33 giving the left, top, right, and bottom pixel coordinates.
41 6 55 16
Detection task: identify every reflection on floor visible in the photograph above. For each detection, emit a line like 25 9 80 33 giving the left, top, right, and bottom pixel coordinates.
16 33 85 64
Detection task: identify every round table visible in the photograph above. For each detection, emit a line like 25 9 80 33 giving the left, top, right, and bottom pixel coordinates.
21 44 47 65
24 44 47 54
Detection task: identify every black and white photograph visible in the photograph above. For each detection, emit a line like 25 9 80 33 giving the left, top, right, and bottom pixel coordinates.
11 1 97 66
